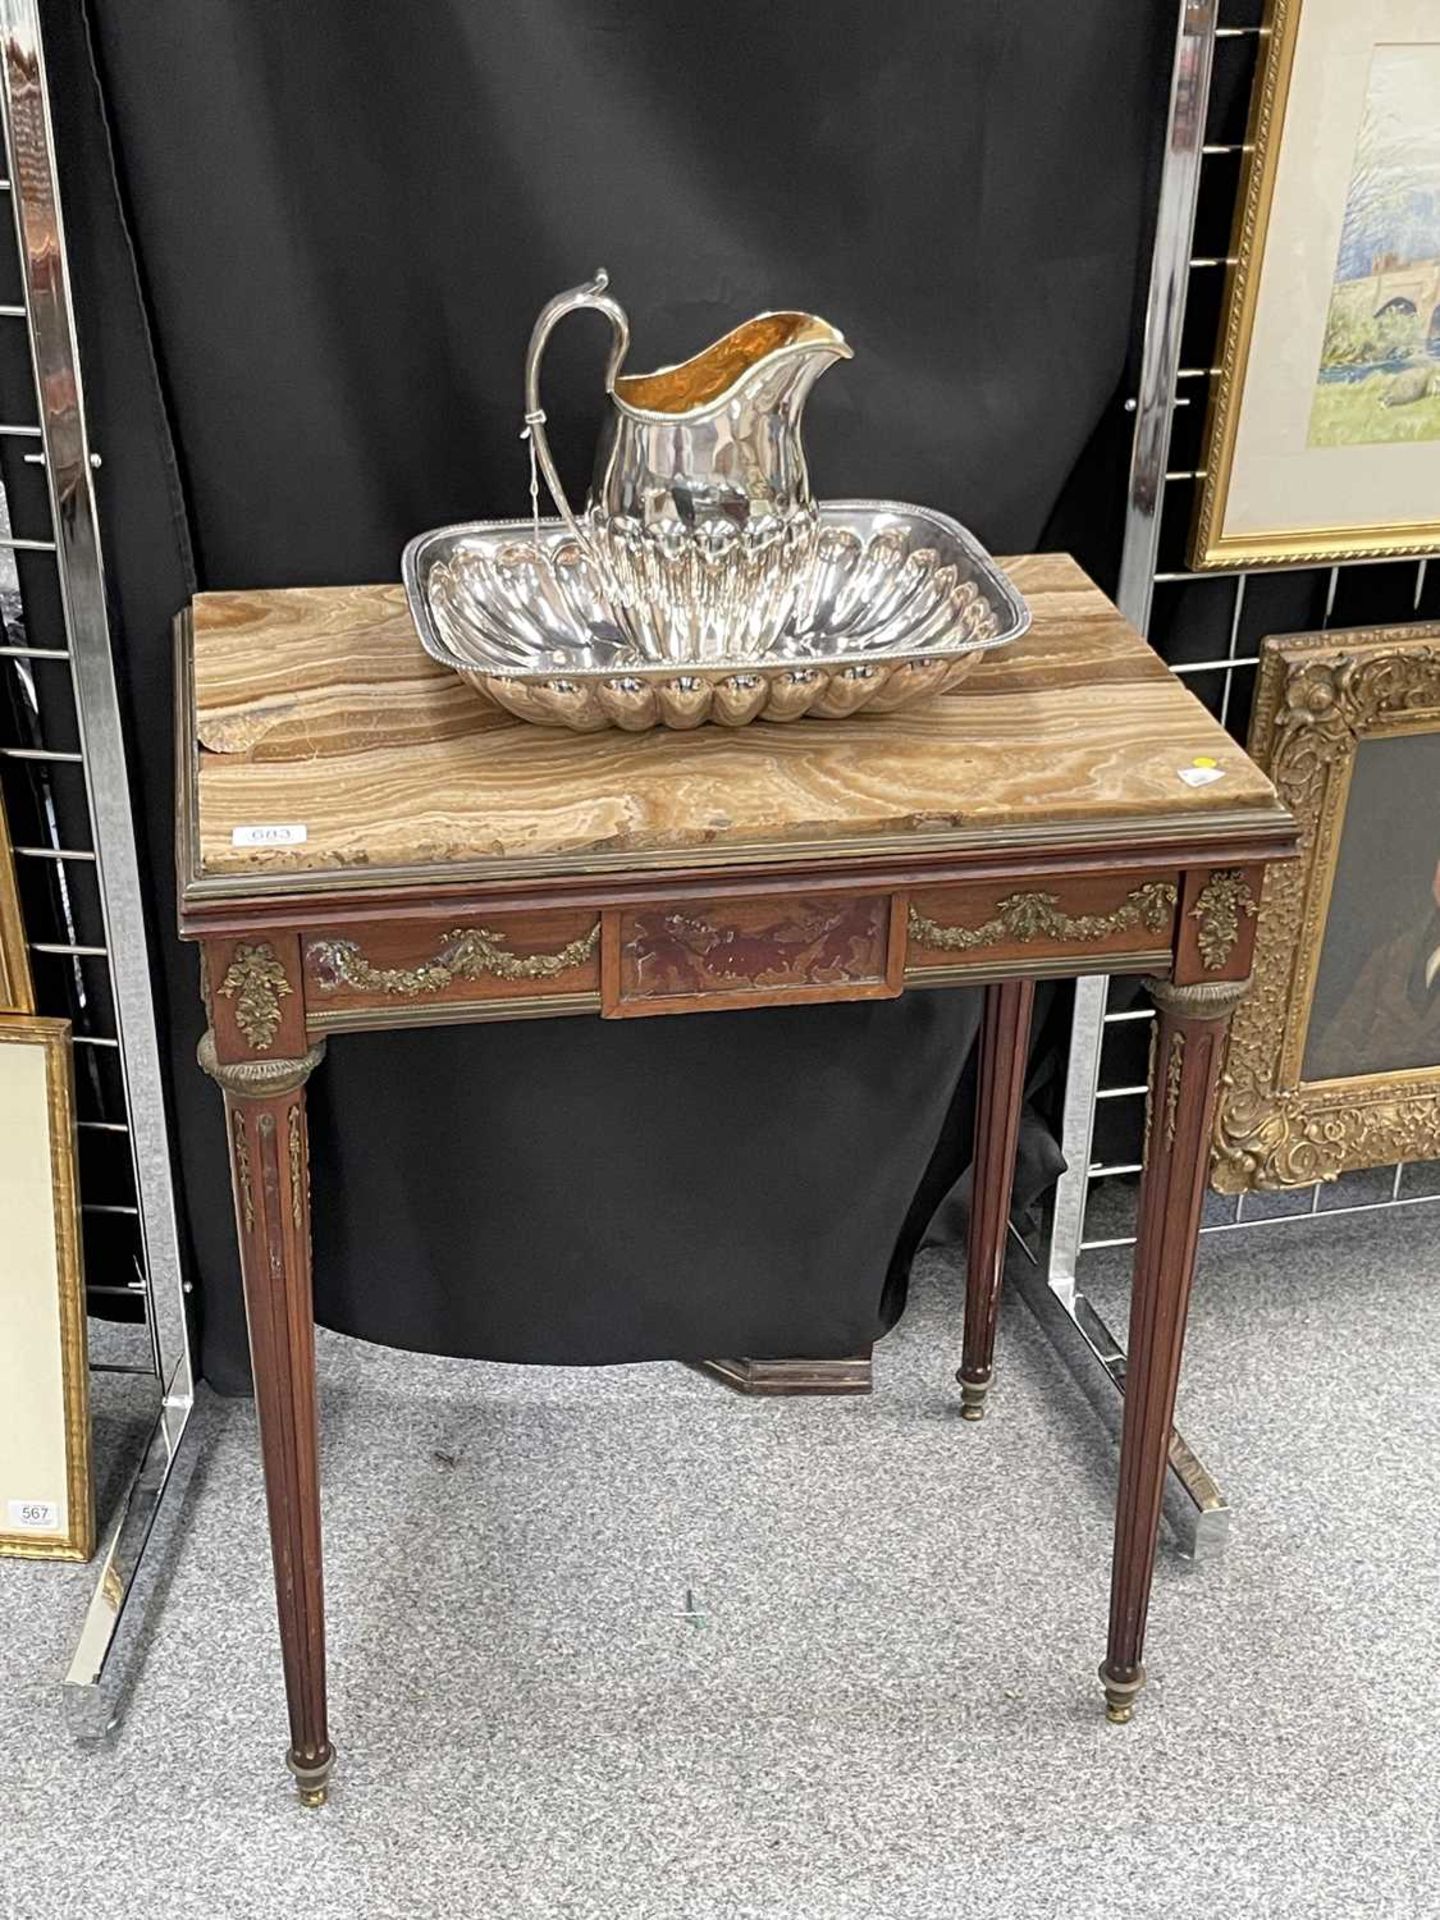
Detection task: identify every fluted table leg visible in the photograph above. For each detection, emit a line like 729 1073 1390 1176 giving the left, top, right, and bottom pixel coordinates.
1100 974 1247 1724
199 1026 331 1803
957 978 1036 1419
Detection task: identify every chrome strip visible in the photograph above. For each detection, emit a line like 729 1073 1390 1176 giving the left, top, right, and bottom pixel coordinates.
1012 1258 1230 1562
1049 974 1110 1287
1114 0 1219 637
0 0 195 1705
1041 0 1230 1558
63 1380 199 1740
1051 0 1219 1284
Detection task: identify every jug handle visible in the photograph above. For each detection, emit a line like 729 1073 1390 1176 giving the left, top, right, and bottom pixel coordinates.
523 270 631 544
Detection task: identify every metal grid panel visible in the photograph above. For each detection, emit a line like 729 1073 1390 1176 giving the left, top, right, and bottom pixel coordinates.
1059 2 1440 1271
0 3 194 1728
0 496 157 1354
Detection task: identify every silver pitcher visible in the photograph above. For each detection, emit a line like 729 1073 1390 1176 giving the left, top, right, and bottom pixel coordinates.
522 271 852 661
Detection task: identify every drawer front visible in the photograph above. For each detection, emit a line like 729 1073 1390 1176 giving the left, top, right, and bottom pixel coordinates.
905 874 1179 980
302 909 602 1028
603 892 904 1017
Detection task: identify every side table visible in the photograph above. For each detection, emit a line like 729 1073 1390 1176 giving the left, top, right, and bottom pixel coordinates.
177 553 1295 1802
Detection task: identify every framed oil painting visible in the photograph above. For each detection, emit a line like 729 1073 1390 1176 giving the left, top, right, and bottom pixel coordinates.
0 1016 92 1560
1214 624 1440 1191
1193 0 1440 569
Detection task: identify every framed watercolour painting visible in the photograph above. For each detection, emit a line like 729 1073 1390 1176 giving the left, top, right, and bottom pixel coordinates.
1193 0 1440 569
0 1016 91 1560
1214 624 1440 1191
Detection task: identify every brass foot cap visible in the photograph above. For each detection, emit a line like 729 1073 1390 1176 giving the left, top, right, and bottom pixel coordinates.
287 1744 335 1808
957 1376 990 1421
1098 1662 1146 1725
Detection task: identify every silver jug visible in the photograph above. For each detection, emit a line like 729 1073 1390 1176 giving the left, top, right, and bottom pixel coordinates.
522 271 851 661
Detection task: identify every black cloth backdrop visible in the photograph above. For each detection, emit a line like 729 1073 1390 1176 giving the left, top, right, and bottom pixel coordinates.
45 1 1168 1390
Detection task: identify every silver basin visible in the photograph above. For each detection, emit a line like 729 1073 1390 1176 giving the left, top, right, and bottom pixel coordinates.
402 499 1030 732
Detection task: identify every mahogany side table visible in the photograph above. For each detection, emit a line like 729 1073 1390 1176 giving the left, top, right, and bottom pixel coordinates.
176 554 1296 1804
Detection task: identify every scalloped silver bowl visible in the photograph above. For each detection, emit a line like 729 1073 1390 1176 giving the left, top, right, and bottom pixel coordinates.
403 500 1030 732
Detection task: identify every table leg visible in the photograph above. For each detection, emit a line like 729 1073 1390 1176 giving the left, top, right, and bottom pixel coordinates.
1100 975 1247 1724
957 977 1035 1419
199 1030 332 1803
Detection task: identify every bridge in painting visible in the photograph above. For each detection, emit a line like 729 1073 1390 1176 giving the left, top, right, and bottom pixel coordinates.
1353 257 1440 335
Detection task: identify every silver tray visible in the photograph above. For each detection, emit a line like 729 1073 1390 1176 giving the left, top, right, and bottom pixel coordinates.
403 500 1030 732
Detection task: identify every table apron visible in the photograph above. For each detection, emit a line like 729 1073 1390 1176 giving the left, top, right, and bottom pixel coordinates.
295 868 1188 1031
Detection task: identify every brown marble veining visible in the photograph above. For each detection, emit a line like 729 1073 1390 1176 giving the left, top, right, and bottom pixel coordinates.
186 555 1280 888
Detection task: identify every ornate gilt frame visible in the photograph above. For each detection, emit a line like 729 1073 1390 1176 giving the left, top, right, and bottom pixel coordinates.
0 1015 92 1559
1214 624 1440 1190
1191 0 1440 571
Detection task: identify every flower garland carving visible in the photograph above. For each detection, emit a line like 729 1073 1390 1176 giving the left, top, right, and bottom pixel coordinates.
307 922 601 997
908 882 1176 954
288 1106 305 1229
232 1110 254 1232
1163 1032 1185 1150
218 941 293 1051
1189 870 1258 972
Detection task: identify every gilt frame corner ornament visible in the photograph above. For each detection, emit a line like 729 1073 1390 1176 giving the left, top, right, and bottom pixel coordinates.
1190 0 1440 572
1213 625 1440 1193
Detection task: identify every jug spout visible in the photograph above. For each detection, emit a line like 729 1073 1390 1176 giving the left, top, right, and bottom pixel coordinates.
612 311 851 420
601 309 851 536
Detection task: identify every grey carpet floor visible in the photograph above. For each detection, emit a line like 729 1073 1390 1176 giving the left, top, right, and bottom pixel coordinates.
2 1204 1438 1920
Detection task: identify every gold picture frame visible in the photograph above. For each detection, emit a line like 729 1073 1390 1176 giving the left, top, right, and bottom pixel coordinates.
1193 0 1440 570
0 792 33 1012
1214 624 1440 1191
0 1015 92 1560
